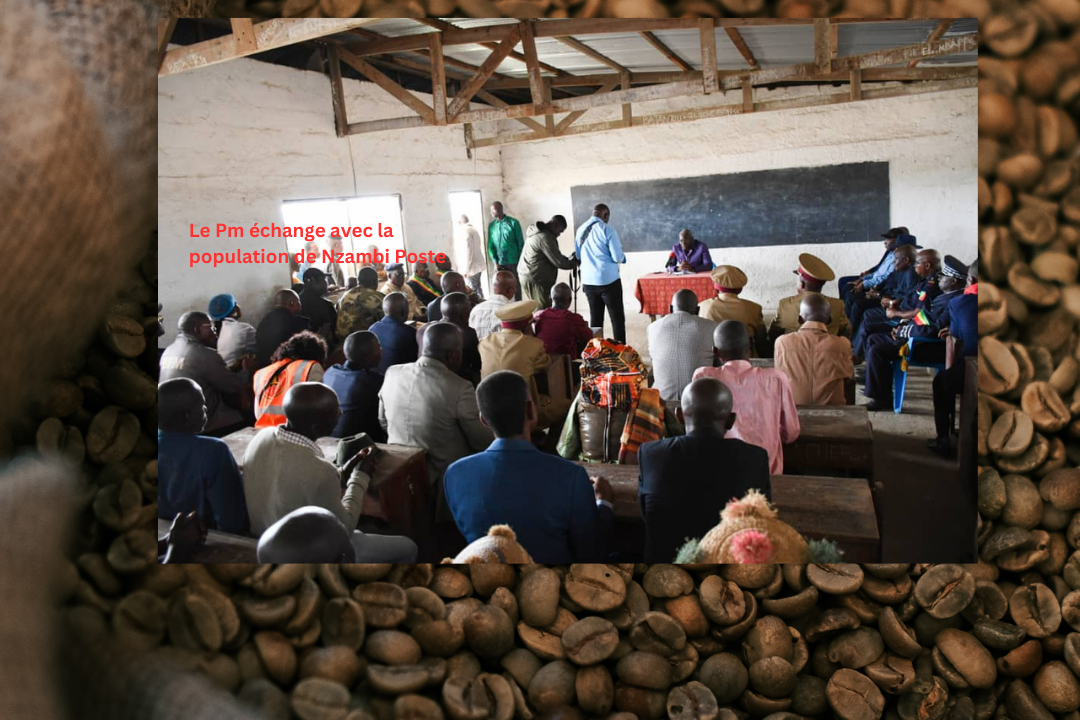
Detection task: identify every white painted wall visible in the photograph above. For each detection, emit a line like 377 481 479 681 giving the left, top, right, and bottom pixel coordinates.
159 55 503 345
499 85 977 357
160 55 976 357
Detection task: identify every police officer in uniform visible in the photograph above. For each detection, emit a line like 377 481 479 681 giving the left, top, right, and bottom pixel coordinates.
771 253 850 338
699 265 765 357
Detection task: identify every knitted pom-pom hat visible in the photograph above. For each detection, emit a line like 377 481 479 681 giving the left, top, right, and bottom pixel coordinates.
696 489 810 563
448 525 534 564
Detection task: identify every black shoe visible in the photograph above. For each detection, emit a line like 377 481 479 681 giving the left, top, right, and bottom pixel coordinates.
865 400 888 412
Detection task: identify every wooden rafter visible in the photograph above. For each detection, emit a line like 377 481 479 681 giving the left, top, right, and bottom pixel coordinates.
520 21 548 108
700 20 718 94
640 31 692 72
621 72 632 128
469 76 976 148
158 18 177 69
349 27 512 82
446 26 522 120
742 78 753 113
339 48 434 121
414 17 571 78
909 19 953 67
724 28 759 70
474 90 548 135
851 65 862 101
814 19 832 74
428 33 447 125
555 78 620 134
230 20 257 54
554 36 628 74
159 19 377 76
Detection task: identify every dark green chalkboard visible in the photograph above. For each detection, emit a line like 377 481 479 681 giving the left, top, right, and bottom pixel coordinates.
570 162 890 252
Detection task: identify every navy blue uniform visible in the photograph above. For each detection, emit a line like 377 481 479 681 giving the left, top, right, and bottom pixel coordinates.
933 289 978 440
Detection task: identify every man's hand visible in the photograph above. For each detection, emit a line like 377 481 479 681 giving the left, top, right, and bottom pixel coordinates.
938 326 950 339
679 261 692 272
342 445 378 480
590 475 614 504
850 279 864 293
886 308 899 319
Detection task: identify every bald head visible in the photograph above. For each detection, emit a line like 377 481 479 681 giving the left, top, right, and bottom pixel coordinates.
158 378 207 433
678 377 735 435
551 282 573 310
282 382 340 440
593 204 610 223
493 271 517 300
274 288 302 315
893 244 917 271
422 321 463 372
343 331 380 368
383 292 410 322
257 507 356 563
440 292 470 325
441 271 465 295
798 292 832 325
713 320 751 362
672 289 699 314
916 249 941 277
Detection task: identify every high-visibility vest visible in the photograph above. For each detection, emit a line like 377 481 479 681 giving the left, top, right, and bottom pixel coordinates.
253 359 319 428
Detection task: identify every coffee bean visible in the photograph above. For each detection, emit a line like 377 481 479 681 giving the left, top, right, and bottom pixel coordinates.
1005 676 1056 720
914 565 976 619
629 612 686 657
367 630 422 666
614 682 667 720
972 618 1027 651
300 645 365 688
1001 475 1045 529
616 651 672 690
805 608 860 642
239 595 296 627
989 410 1036 457
519 568 561 628
368 664 436 695
827 668 885 720
113 589 168 652
291 677 350 720
562 616 619 665
394 694 445 720
790 674 828 716
322 598 365 651
667 681 718 720
431 568 472 600
576 664 614 715
720 565 777 590
99 313 147 358
641 565 694 598
1010 584 1062 638
354 583 408 628
934 629 997 689
1033 661 1080 713
254 630 298 686
698 577 745 625
877 607 921 658
92 478 143 531
405 587 446 629
760 587 818 620
697 652 747 704
104 359 157 410
743 616 794 665
828 628 885 670
528 660 578 712
980 337 1022 395
517 621 566 662
564 565 626 612
85 405 139 464
749 656 796 699
864 654 915 695
1021 382 1072 433
806 565 864 595
464 605 514 659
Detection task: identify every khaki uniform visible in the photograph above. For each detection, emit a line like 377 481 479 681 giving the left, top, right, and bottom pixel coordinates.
774 294 850 337
380 280 424 320
336 287 385 336
700 294 765 336
479 329 570 430
774 321 854 406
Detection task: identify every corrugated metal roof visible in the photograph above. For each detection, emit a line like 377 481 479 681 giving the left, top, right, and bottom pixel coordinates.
354 18 975 78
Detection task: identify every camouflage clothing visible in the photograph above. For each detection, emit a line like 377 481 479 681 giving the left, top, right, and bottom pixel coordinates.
336 287 385 336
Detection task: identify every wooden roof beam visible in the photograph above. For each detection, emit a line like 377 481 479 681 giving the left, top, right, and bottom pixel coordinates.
909 20 953 67
339 47 434 121
814 19 832 73
413 18 571 78
640 31 693 72
553 35 629 74
723 28 759 70
447 25 522 119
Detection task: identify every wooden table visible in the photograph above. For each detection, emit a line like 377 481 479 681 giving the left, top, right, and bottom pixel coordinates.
576 462 880 561
633 271 715 320
158 518 258 563
221 429 433 556
784 405 873 479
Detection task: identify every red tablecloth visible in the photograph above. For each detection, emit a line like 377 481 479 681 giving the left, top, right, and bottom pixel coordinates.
633 272 715 316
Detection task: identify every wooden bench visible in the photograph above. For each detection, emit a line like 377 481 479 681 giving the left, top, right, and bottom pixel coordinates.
158 518 258 563
221 429 433 557
784 405 873 480
575 462 880 562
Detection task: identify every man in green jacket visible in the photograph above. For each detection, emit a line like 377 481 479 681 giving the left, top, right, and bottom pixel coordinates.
488 201 525 300
518 214 578 308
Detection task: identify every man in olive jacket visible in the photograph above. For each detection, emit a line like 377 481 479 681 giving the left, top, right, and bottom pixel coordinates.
518 215 578 309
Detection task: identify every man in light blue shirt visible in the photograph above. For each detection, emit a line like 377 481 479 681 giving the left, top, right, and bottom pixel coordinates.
574 203 628 343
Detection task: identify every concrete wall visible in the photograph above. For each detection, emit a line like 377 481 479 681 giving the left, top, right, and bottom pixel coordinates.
499 85 978 357
159 55 503 345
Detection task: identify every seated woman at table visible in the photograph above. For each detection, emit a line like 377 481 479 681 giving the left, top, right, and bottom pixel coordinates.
664 229 713 273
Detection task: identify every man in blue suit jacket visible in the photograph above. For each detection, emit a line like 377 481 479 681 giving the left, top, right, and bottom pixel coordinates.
443 370 614 563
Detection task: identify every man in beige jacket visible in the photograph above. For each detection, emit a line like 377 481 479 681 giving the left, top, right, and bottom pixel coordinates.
774 293 855 406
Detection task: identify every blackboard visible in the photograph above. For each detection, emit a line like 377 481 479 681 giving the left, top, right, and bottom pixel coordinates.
570 162 890 252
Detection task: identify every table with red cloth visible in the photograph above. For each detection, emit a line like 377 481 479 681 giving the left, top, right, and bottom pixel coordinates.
633 271 715 319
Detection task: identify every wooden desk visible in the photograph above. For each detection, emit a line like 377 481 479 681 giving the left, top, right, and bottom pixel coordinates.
158 519 258 563
221 429 433 556
577 462 880 561
784 405 873 479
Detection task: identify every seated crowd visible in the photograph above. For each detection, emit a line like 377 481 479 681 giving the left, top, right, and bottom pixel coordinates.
159 219 977 563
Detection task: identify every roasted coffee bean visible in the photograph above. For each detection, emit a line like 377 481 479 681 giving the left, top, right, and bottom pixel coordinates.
749 656 797 699
744 616 794 664
697 652 748 704
989 410 1036 457
1021 382 1072 433
367 630 423 666
864 654 915 695
641 565 694 598
300 645 365 688
113 589 168 652
528 660 578 712
562 616 619 665
354 583 408 628
935 629 997 689
1010 584 1062 638
564 565 626 612
666 681 718 720
254 630 298 686
629 612 686 657
576 663 614 715
914 565 976 619
85 405 139 464
828 628 885 670
698 577 745 625
616 651 672 690
980 337 1022 395
291 677 351 720
464 605 514 659
614 682 667 720
807 565 864 595
322 598 365 651
827 668 885 720
518 568 560 628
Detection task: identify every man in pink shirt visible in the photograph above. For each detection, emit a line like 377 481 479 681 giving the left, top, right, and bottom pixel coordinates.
693 320 800 474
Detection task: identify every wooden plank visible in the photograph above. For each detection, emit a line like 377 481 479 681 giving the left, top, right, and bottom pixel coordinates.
724 28 759 70
519 21 547 108
231 19 258 54
909 19 953 67
555 35 629 74
414 17 570 78
346 115 429 135
640 31 692 72
339 48 434 121
428 33 447 125
833 33 977 72
814 19 831 73
475 89 547 135
535 19 700 36
158 18 177 69
831 22 839 60
326 44 349 137
544 78 556 134
554 78 620 134
446 25 522 120
851 65 862 101
469 76 976 147
342 25 517 58
700 20 718 94
621 72 632 128
160 18 378 76
349 27 512 81
742 77 753 113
